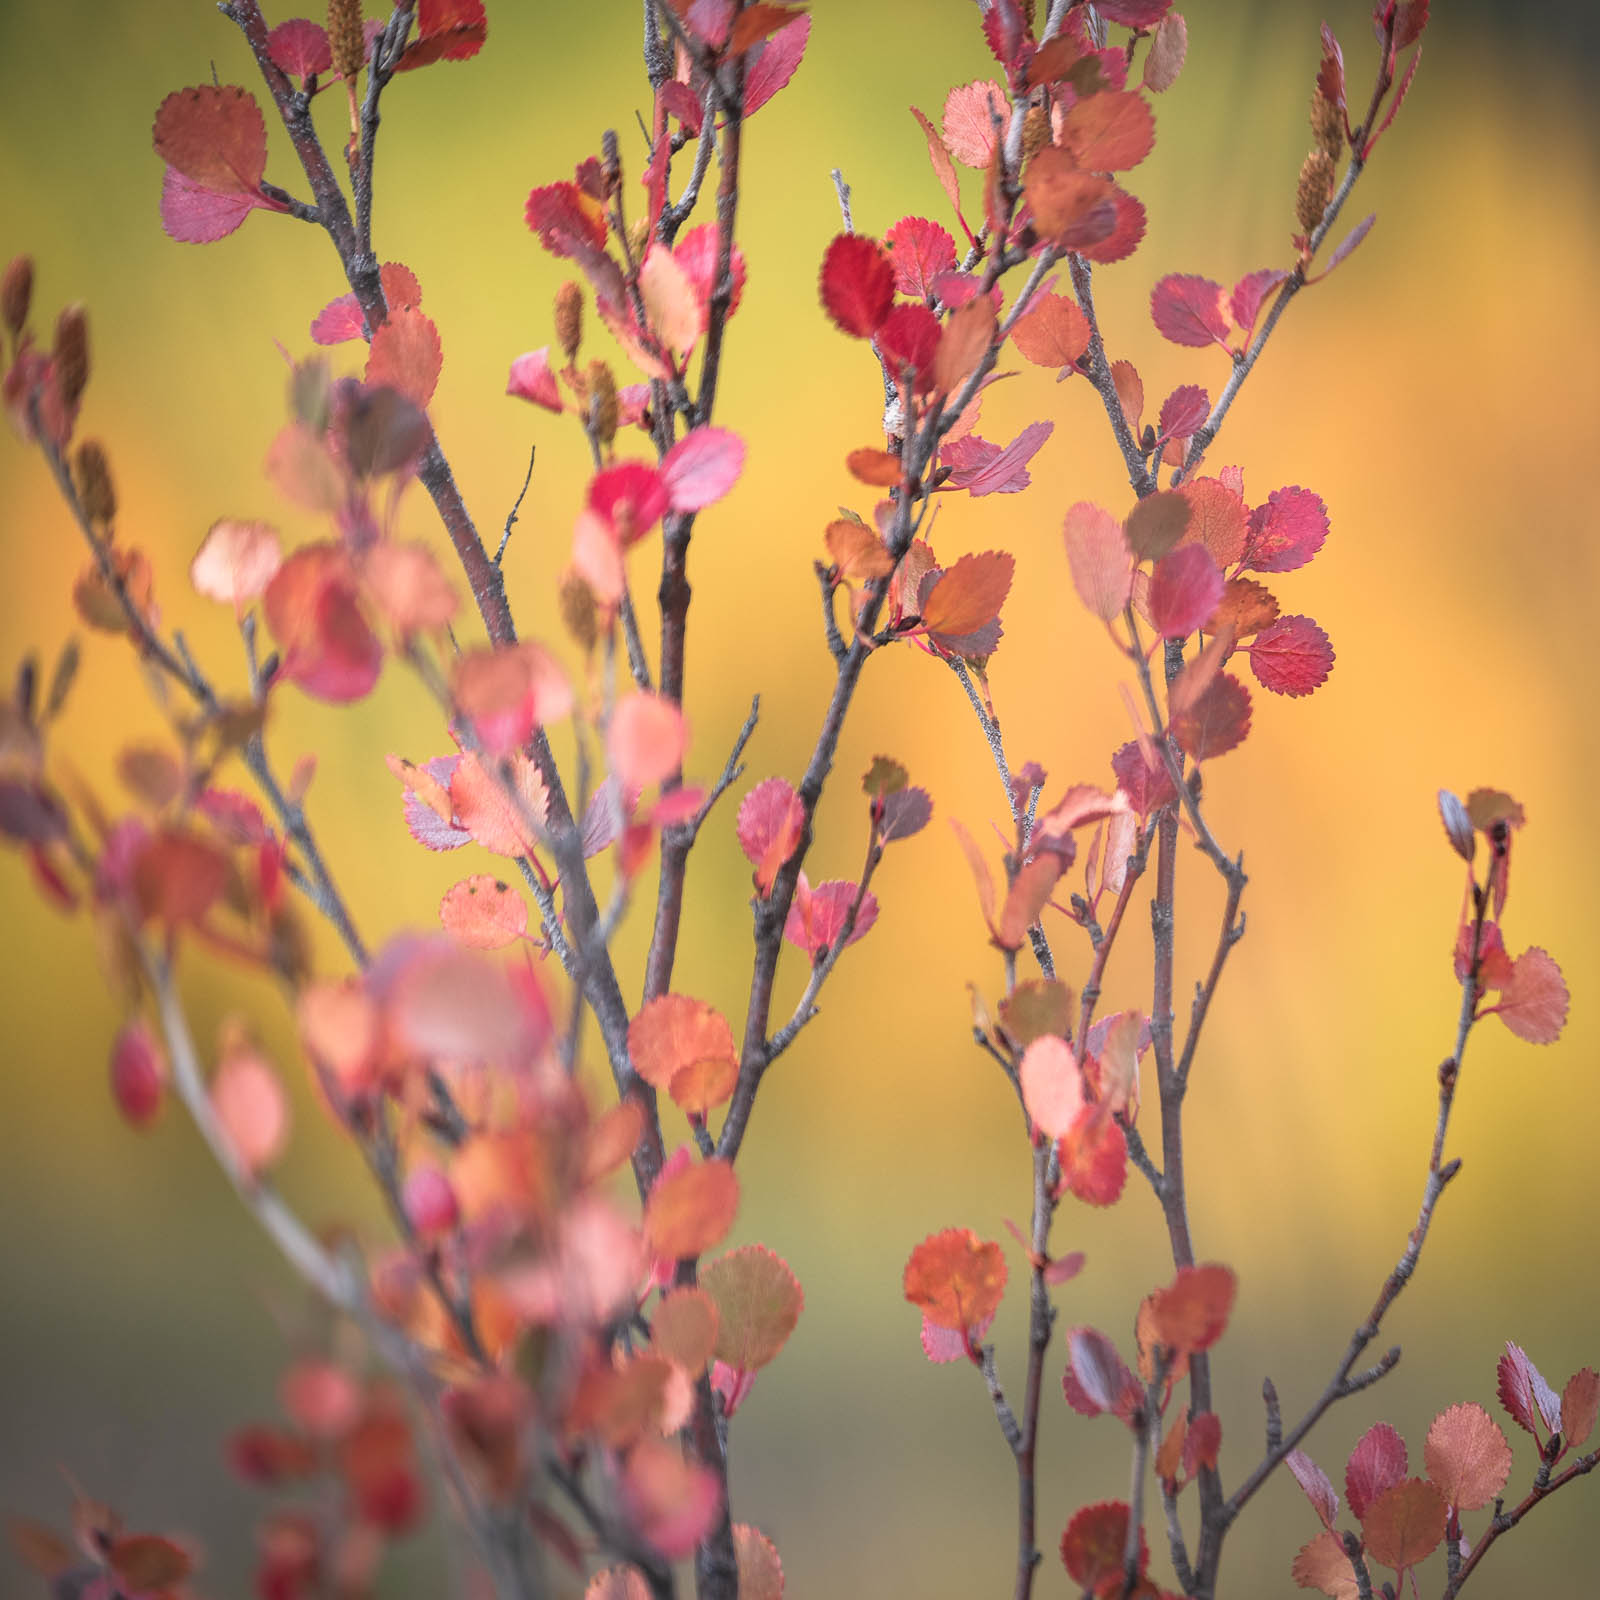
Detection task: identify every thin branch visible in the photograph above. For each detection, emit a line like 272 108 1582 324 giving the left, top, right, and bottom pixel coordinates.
982 1344 1024 1454
495 445 536 567
1443 1451 1600 1597
1067 253 1156 498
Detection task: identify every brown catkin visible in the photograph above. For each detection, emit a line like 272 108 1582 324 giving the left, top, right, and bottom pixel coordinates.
1020 105 1051 162
2 255 33 337
1310 88 1343 159
558 572 599 653
328 0 366 81
1296 149 1336 236
586 360 618 450
74 440 116 525
554 282 582 363
53 305 89 410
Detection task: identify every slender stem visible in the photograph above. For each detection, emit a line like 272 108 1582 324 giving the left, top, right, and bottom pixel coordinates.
1443 1451 1600 1597
1068 253 1155 498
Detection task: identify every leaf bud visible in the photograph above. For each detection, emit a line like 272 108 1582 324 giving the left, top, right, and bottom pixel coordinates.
1020 105 1051 162
585 359 619 449
111 1019 168 1127
1437 789 1475 863
327 0 366 81
554 281 583 363
52 303 90 412
1 254 33 338
1295 149 1336 236
1309 88 1343 159
73 439 116 526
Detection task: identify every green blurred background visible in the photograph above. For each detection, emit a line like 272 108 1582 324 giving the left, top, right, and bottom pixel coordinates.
3 0 1597 1593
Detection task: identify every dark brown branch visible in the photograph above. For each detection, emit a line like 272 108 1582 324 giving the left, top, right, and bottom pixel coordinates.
1443 1450 1600 1597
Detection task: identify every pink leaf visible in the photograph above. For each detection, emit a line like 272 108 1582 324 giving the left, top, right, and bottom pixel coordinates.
268 19 333 78
745 14 812 115
1156 384 1209 443
1345 1422 1407 1521
920 1307 995 1364
1150 274 1230 349
1228 268 1288 337
1323 213 1376 276
402 756 471 851
1147 544 1223 639
661 426 745 512
783 875 878 957
885 216 958 300
1248 614 1334 697
1286 1449 1340 1529
1246 485 1329 573
1019 1035 1084 1140
944 420 1053 497
736 777 804 895
941 80 1008 169
506 348 563 413
1064 501 1133 623
160 166 267 244
1490 949 1568 1044
1062 1326 1141 1423
674 224 747 328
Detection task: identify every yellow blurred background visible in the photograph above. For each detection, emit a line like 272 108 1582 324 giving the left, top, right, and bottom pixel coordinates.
3 1 1597 1593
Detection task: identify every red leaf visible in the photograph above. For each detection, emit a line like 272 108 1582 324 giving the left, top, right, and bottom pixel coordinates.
365 307 443 408
111 1020 167 1127
1170 671 1251 762
1058 90 1156 172
1491 947 1568 1044
903 1228 1007 1332
920 550 1014 636
1061 1501 1144 1589
1156 383 1209 443
745 14 812 115
153 85 268 194
1424 1403 1511 1511
1020 1035 1084 1139
1229 268 1288 337
590 459 669 546
439 875 528 950
942 80 1008 169
661 426 745 512
268 19 333 78
1064 501 1133 622
1056 1108 1127 1206
311 263 423 344
1112 739 1177 817
945 420 1053 497
885 216 957 300
397 0 487 67
1011 290 1091 371
1498 1341 1556 1437
1286 1449 1340 1529
1148 544 1223 639
645 1157 740 1260
1183 1411 1222 1476
674 223 747 327
1248 614 1334 697
609 691 687 790
525 181 608 257
160 166 268 243
819 233 895 338
736 777 804 895
1144 1262 1236 1354
264 543 383 704
702 1243 804 1372
1062 1326 1141 1421
1362 1478 1446 1574
1150 273 1230 349
1246 485 1329 572
1345 1421 1407 1520
783 875 878 956
1075 185 1147 265
877 303 943 387
1097 0 1172 22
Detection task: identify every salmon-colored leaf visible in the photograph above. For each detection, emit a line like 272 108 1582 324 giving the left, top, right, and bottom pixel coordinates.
1075 185 1148 265
1362 1478 1445 1573
652 1288 720 1371
1492 947 1568 1043
1064 501 1133 622
109 1533 193 1590
942 80 1008 168
311 263 422 344
1020 1035 1084 1140
453 640 572 758
733 1524 785 1599
1292 1529 1360 1599
885 216 957 299
1150 273 1229 349
1249 614 1334 697
1179 475 1249 568
212 1044 290 1177
950 817 998 936
1058 90 1156 172
997 852 1063 950
819 234 894 338
1212 576 1279 639
191 518 282 614
619 1438 720 1559
1424 1403 1511 1511
736 777 805 895
921 550 1014 636
903 1228 1006 1332
506 347 562 412
944 420 1051 496
153 85 268 194
645 1157 739 1260
366 307 442 408
910 107 967 240
525 181 607 257
1563 1367 1599 1450
609 691 687 790
1023 151 1118 248
1143 12 1188 91
448 751 547 857
662 426 744 512
783 875 877 956
1010 289 1090 371
439 875 527 950
628 994 737 1094
639 245 701 361
263 544 382 703
1056 1109 1127 1206
703 1243 804 1372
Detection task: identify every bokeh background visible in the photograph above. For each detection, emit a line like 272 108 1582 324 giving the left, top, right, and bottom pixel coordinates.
2 1 1597 1594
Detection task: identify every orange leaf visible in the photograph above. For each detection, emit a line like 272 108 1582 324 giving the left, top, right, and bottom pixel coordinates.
1145 1262 1236 1354
645 1158 740 1261
152 85 267 194
1060 1501 1143 1590
920 550 1014 636
297 977 380 1096
1361 1478 1446 1573
1010 289 1090 370
902 1227 1006 1331
1169 670 1251 764
609 690 688 790
933 295 997 396
1022 149 1117 247
1179 476 1248 568
668 1054 740 1115
365 306 443 408
997 851 1062 950
449 751 547 857
824 518 894 582
733 1524 785 1600
1291 1529 1361 1599
1493 947 1568 1043
845 447 903 487
628 994 736 1092
1423 1403 1511 1511
439 875 528 950
1057 90 1156 172
651 1288 721 1371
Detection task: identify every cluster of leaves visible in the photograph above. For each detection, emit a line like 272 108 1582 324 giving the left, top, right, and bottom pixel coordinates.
8 1489 196 1600
1290 1344 1597 1598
